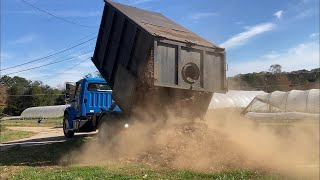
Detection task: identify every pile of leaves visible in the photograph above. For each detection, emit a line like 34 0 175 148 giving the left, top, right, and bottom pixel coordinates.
120 121 247 171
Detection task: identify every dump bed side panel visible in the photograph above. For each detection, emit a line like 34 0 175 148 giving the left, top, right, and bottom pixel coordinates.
154 39 226 93
92 2 154 112
92 3 153 88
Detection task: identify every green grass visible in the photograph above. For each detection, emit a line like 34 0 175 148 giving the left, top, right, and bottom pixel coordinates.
11 166 139 180
0 118 63 128
0 129 36 143
0 118 61 143
7 166 281 180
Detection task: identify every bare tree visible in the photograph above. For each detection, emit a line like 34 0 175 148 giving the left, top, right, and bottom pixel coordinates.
269 64 282 74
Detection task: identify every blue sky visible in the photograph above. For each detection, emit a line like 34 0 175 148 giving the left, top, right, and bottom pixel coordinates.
1 0 319 88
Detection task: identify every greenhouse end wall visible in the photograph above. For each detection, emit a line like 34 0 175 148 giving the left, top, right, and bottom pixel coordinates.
20 105 69 119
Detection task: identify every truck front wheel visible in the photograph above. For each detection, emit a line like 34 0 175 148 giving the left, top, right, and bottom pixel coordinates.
63 113 74 138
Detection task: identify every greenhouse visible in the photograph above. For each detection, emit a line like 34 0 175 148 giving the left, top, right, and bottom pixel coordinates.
18 90 319 120
208 90 263 109
18 91 262 118
243 89 320 120
20 105 69 118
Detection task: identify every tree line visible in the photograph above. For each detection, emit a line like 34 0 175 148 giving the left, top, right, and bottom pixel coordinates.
0 76 65 116
228 68 320 92
0 71 102 117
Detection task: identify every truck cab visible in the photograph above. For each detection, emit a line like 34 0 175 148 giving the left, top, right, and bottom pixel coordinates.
63 78 121 138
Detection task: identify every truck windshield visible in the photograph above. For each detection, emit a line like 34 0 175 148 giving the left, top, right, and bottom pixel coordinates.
87 83 111 92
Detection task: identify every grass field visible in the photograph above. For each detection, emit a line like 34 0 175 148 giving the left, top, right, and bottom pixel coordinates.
0 127 36 143
0 118 62 128
2 166 281 180
0 137 284 180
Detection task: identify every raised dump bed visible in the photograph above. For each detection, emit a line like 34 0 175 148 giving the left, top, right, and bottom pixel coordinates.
92 1 226 120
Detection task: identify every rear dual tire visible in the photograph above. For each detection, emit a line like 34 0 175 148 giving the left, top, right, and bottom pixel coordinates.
97 113 122 144
98 115 114 141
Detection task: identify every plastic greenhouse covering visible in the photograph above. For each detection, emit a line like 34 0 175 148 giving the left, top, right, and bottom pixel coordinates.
18 91 261 118
21 105 69 118
18 90 318 119
208 90 263 109
243 89 320 120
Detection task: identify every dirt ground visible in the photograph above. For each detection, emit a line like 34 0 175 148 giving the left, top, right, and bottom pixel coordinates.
0 127 96 151
1 115 318 179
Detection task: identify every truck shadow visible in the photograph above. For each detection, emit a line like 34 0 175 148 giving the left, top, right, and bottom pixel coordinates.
0 134 95 166
0 133 94 151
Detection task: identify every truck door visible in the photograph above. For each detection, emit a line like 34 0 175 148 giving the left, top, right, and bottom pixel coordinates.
73 82 83 117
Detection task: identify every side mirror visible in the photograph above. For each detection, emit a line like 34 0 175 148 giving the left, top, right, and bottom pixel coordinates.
65 93 70 101
66 83 71 92
65 82 75 103
65 84 71 102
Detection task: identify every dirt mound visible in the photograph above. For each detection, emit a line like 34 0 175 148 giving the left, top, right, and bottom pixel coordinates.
122 122 246 171
68 121 247 172
64 111 319 179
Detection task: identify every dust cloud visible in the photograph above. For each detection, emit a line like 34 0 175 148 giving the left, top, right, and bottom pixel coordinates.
62 109 319 179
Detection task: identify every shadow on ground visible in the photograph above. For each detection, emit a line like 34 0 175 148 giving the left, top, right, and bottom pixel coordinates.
0 134 94 166
1 133 91 150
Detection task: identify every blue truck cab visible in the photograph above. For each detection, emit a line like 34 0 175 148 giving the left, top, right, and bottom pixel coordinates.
63 78 121 138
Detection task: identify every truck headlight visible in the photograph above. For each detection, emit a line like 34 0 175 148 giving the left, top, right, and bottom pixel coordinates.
124 123 129 128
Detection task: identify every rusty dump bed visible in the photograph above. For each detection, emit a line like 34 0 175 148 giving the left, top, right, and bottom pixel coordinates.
92 1 226 120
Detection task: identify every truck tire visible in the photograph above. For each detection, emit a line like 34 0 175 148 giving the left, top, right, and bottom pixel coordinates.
97 114 119 143
63 113 74 138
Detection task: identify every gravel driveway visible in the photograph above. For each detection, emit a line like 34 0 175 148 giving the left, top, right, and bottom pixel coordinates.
0 127 97 151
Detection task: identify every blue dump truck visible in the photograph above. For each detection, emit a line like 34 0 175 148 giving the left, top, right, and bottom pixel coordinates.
63 1 226 138
63 78 122 137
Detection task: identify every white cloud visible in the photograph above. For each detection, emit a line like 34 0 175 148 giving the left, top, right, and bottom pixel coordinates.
310 32 320 38
273 10 283 19
220 23 276 49
9 34 38 45
228 41 319 76
189 12 218 20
